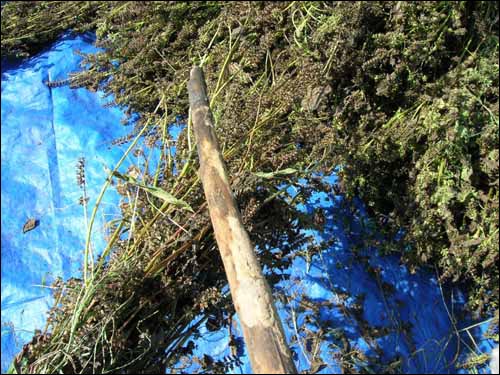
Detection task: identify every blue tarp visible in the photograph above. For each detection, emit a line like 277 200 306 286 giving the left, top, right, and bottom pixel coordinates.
1 34 496 374
182 179 496 374
1 33 128 371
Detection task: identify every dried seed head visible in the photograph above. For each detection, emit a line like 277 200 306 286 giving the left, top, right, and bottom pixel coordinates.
111 134 134 146
44 77 72 88
127 165 141 179
78 196 89 206
102 100 117 108
116 182 129 196
76 157 86 188
145 135 157 148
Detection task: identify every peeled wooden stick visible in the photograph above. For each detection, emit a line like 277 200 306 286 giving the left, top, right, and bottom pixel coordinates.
188 66 297 374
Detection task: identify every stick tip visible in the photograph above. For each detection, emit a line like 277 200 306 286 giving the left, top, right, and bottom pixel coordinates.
188 66 208 107
190 65 202 78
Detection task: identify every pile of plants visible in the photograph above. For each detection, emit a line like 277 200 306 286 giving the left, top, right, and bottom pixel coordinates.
2 1 498 373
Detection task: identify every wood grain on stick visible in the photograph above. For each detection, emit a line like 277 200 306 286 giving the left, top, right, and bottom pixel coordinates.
188 66 297 374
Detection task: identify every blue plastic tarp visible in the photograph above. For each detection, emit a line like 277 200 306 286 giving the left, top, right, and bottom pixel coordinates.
1 34 496 374
1 32 128 372
182 177 496 374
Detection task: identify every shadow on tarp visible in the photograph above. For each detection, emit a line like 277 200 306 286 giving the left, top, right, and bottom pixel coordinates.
274 174 496 374
181 174 495 374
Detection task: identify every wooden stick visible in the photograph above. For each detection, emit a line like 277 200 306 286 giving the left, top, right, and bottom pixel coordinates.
188 66 297 374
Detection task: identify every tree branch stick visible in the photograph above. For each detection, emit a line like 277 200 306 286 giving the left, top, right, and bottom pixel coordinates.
188 66 297 374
